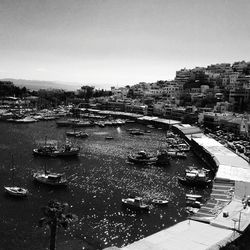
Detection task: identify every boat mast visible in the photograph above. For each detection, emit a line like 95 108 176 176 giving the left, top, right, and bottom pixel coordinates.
44 163 48 175
11 155 15 186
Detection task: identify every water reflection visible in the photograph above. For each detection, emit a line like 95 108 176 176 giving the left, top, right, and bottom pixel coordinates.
0 121 211 249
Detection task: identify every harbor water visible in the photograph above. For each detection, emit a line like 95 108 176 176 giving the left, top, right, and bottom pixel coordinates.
0 121 211 250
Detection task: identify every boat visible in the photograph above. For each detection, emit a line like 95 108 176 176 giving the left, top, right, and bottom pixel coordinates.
74 120 95 127
66 131 80 137
185 194 202 201
178 143 190 152
105 136 114 140
66 130 88 138
151 199 169 205
33 163 67 186
4 186 29 197
186 167 210 174
122 197 150 211
186 199 202 208
15 116 37 123
178 171 212 187
130 130 144 135
75 131 89 138
128 150 170 166
186 206 199 214
33 171 67 187
166 150 187 159
33 140 80 157
56 120 76 127
128 151 158 164
4 158 28 197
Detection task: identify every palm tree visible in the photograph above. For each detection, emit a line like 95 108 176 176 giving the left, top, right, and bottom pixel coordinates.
39 200 78 250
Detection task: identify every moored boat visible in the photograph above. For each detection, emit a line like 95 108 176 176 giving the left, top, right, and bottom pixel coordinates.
185 194 202 201
15 116 37 123
33 141 80 157
122 197 150 211
130 130 144 135
4 157 29 198
4 186 29 197
66 131 80 137
178 143 190 152
151 199 169 205
186 206 199 214
178 172 212 187
186 199 202 208
166 150 187 159
76 131 89 138
128 151 158 164
128 150 170 166
33 172 67 187
105 136 114 140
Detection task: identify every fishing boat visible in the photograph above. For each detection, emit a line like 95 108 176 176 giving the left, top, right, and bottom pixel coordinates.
178 171 212 187
128 151 158 164
33 139 80 157
4 158 28 197
128 150 170 166
33 165 67 187
122 197 150 211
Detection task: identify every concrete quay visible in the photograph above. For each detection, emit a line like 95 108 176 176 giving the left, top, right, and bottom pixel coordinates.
103 115 250 250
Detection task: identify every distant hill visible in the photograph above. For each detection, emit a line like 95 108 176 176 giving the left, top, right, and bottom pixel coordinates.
0 78 81 91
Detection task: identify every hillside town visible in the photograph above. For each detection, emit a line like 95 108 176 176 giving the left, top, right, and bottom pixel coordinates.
1 60 250 138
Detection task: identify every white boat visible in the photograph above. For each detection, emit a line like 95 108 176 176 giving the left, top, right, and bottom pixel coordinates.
151 199 169 205
15 116 37 123
167 150 187 158
4 158 28 198
178 143 190 152
186 206 199 214
4 186 28 197
33 169 67 187
186 194 202 201
122 197 150 211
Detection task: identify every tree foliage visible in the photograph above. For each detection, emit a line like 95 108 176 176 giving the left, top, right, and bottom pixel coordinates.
39 200 78 250
0 81 28 97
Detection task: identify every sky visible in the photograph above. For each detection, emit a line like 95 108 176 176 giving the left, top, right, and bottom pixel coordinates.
0 0 250 89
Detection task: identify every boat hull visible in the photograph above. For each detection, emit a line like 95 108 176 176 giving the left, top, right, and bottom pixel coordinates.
122 199 149 211
4 187 28 197
128 155 157 164
33 148 80 157
33 175 67 187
